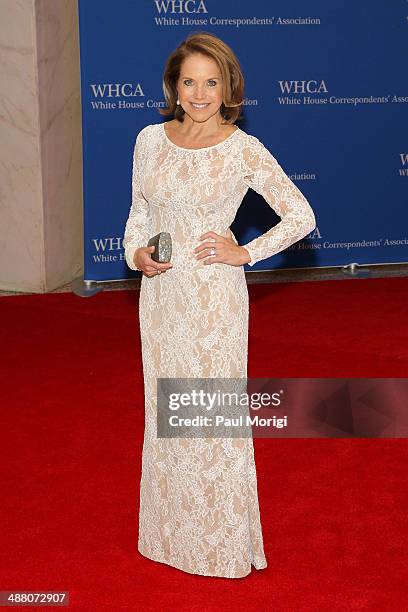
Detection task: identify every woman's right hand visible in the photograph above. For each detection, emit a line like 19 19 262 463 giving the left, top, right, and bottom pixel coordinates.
133 246 173 277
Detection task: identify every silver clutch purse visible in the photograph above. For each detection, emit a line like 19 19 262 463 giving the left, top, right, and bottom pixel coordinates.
147 231 172 263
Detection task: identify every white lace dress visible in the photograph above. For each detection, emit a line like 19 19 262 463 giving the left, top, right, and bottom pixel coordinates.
123 121 316 578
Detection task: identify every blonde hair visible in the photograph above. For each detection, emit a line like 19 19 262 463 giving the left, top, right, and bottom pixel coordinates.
159 31 244 124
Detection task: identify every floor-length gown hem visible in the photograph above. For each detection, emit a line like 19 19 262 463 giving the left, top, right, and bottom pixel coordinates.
137 544 267 579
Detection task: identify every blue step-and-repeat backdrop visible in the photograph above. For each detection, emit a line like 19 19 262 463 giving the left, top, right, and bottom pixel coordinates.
77 0 408 281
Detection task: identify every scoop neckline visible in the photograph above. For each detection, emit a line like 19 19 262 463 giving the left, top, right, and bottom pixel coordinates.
161 122 240 151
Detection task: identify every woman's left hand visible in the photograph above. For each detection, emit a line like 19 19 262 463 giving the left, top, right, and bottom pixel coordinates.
193 230 251 267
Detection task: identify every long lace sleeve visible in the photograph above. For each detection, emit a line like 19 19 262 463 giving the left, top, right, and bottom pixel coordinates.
241 135 316 267
123 127 151 271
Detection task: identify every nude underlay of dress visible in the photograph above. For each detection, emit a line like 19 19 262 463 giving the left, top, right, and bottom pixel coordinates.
123 121 316 578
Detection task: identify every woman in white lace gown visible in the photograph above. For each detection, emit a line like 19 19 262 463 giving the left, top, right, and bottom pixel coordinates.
123 33 316 578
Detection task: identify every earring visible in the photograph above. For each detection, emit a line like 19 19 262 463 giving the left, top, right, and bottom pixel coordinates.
176 98 180 105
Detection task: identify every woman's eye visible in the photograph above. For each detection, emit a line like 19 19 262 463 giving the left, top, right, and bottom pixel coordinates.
183 80 217 86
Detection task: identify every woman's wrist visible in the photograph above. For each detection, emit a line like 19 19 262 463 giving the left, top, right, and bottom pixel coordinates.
240 246 252 265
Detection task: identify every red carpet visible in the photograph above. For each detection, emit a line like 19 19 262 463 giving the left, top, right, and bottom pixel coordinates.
1 277 407 610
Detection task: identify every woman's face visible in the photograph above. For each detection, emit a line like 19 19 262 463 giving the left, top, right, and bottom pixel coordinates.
177 53 224 123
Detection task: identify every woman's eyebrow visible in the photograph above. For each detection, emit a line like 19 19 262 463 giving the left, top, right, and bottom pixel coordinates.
181 76 220 80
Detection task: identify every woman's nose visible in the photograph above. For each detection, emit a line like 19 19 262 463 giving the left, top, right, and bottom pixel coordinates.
194 85 206 98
